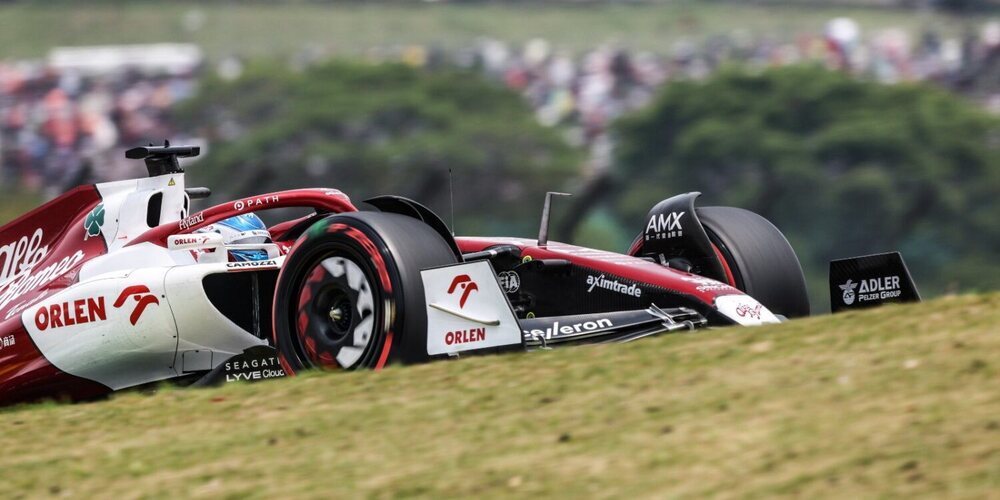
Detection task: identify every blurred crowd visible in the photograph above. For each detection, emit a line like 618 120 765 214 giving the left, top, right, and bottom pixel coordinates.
433 19 1000 171
0 61 198 195
1 18 998 192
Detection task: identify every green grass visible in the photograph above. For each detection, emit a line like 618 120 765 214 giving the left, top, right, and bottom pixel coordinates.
0 293 996 498
0 191 42 226
0 2 984 60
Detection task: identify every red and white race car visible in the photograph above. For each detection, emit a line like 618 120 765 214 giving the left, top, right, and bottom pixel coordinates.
0 144 918 405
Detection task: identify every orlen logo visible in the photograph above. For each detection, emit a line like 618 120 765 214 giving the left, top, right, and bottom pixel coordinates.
35 297 107 331
447 274 478 309
174 236 208 246
445 328 486 346
113 285 160 325
736 303 763 320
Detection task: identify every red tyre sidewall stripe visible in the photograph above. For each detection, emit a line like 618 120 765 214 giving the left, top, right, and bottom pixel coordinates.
627 236 643 256
375 330 393 371
325 223 395 370
295 265 329 366
711 243 737 288
326 224 393 293
278 353 296 377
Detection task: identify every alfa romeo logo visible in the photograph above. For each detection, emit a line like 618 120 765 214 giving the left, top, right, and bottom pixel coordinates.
84 203 105 240
839 279 858 305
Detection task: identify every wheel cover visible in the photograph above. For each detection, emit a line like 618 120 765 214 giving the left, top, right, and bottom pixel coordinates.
295 256 375 368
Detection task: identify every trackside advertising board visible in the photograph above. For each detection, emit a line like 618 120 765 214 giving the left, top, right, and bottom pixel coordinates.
829 252 920 313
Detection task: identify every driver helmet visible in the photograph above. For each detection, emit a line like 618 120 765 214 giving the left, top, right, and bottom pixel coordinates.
195 213 271 261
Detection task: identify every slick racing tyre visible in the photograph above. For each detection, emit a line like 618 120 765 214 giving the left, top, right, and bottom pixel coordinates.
697 207 810 318
273 212 457 372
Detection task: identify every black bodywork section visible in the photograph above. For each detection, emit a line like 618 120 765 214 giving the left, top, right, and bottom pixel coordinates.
475 245 730 325
520 308 706 348
203 270 279 341
637 192 728 283
364 195 462 260
194 346 286 386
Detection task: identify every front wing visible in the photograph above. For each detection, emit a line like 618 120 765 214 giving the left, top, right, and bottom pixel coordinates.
420 260 709 357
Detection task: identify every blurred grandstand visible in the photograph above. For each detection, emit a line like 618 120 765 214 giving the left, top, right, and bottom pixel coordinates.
0 44 202 196
0 18 997 194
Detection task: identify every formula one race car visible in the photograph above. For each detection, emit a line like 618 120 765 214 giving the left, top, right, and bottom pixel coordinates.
0 144 918 405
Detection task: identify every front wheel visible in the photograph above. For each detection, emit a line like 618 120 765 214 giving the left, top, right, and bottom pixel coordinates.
273 212 458 372
697 206 810 318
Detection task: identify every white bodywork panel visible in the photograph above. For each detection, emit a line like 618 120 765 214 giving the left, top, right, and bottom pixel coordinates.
421 260 522 356
19 170 280 390
22 257 280 389
714 294 781 326
165 260 274 359
22 268 179 389
79 243 190 282
95 173 188 252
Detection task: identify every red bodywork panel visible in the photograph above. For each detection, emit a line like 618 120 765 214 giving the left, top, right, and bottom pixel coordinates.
455 237 742 306
129 189 357 247
0 186 111 404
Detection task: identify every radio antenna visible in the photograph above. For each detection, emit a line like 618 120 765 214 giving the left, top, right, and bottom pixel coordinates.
448 168 456 236
538 191 571 246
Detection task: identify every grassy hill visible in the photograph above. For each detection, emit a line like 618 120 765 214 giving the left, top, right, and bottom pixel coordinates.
0 2 978 60
0 293 997 498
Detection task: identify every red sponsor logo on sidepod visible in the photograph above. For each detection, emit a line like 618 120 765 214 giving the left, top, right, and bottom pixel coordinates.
34 297 107 331
113 285 160 325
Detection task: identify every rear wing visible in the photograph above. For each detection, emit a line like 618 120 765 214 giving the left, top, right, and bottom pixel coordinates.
829 252 920 313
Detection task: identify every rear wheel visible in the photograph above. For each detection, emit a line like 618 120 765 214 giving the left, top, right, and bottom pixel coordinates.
273 212 458 372
697 206 810 318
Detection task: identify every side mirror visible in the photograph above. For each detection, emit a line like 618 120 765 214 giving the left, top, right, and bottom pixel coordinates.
126 140 200 177
185 187 211 199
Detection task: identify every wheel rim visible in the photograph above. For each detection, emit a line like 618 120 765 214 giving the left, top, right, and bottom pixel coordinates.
295 256 376 369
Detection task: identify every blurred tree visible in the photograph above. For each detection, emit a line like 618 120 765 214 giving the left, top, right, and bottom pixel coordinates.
178 61 581 236
589 65 998 305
